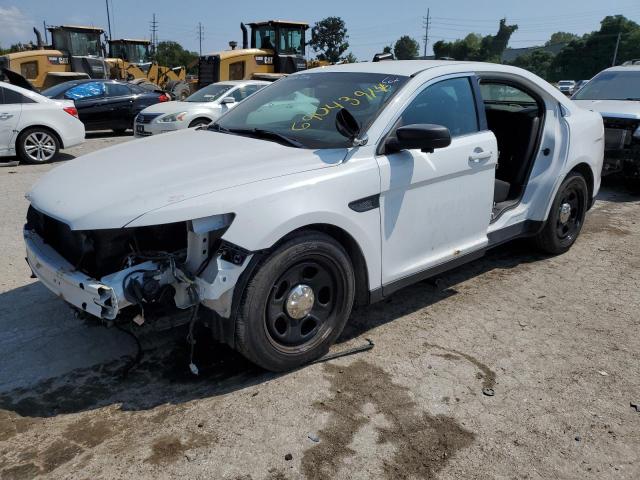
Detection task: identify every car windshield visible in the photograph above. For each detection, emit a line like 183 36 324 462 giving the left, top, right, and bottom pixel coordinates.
213 72 409 149
573 70 640 100
186 84 233 102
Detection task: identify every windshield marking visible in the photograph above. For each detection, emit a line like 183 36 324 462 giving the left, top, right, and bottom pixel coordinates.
291 82 392 131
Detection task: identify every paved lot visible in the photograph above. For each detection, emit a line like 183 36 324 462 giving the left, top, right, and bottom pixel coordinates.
0 134 639 479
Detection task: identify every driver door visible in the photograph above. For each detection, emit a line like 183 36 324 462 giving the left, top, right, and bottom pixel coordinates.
377 75 497 288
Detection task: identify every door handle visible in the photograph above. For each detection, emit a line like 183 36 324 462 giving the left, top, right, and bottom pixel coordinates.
469 150 492 163
0 113 14 120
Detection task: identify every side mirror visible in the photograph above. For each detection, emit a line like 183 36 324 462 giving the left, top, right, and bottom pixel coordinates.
390 124 451 153
221 97 236 105
336 108 368 146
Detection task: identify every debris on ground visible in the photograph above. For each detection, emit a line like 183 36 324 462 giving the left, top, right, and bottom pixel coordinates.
482 388 495 397
308 433 320 443
284 453 293 461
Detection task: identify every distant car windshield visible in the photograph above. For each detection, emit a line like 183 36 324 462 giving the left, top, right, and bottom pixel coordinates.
186 84 233 102
213 72 409 149
573 70 640 100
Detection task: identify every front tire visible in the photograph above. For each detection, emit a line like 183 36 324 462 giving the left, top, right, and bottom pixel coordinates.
534 172 588 254
17 128 60 164
235 232 355 372
188 118 211 128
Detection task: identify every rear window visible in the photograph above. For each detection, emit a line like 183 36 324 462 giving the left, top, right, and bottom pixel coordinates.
0 87 36 104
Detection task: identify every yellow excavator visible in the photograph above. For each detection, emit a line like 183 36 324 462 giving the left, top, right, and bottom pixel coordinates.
106 39 191 99
0 26 190 98
0 26 109 90
198 20 325 88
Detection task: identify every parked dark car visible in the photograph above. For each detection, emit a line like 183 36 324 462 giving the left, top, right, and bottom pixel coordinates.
41 79 170 134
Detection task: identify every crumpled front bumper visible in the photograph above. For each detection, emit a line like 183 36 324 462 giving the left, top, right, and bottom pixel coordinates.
24 228 155 320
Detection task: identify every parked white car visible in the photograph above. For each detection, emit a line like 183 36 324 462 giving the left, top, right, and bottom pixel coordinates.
557 80 576 96
573 65 640 178
24 61 603 371
0 81 84 163
134 80 269 137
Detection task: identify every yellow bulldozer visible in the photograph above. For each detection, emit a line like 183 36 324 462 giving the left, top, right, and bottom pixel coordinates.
0 26 109 90
0 25 190 98
106 38 191 99
198 20 326 88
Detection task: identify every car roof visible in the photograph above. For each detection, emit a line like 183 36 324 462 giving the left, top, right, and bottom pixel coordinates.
298 60 471 77
50 78 138 89
605 65 640 72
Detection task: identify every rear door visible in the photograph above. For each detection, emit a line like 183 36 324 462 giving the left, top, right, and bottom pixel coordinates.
104 82 134 129
64 82 108 129
376 75 497 287
0 87 23 156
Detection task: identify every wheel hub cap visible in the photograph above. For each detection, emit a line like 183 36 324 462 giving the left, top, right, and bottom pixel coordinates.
559 202 572 224
285 284 315 319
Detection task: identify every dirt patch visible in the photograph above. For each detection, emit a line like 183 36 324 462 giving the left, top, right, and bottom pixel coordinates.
584 208 630 237
40 439 84 473
0 462 41 480
301 360 475 480
426 343 496 391
63 418 115 448
146 432 211 465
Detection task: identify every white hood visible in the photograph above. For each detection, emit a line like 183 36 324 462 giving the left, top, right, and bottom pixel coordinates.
573 99 640 120
140 100 216 115
28 129 346 230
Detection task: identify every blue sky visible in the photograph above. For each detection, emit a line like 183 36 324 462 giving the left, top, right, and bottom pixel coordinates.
2 0 640 60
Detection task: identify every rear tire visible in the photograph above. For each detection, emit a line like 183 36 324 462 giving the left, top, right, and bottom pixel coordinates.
534 172 588 254
235 232 355 372
17 128 60 164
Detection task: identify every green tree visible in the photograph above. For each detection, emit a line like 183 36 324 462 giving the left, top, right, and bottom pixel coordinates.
343 52 357 63
546 32 579 46
393 35 420 60
383 45 392 54
549 15 640 81
310 17 349 63
433 19 517 62
510 49 554 78
154 41 198 73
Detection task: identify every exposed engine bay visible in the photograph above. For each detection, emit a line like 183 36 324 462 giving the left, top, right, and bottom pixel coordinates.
24 206 251 325
602 116 640 178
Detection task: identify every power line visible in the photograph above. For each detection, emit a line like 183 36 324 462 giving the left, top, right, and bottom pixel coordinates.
423 8 431 57
197 22 204 55
150 13 158 52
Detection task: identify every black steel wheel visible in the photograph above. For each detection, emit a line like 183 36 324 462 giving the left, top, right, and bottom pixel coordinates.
534 172 588 254
235 232 355 371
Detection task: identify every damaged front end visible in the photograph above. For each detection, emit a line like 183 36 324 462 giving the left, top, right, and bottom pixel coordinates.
24 206 251 324
602 116 640 178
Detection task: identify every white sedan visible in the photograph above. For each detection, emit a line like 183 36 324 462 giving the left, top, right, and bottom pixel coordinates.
0 81 84 163
24 61 603 371
133 80 269 137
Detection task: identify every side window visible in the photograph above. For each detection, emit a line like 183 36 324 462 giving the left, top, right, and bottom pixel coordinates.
0 87 5 104
65 82 105 100
105 83 131 97
480 83 536 104
3 88 34 104
400 77 478 137
20 61 39 80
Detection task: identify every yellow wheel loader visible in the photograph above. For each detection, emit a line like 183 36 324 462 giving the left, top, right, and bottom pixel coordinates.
198 20 322 88
106 39 191 100
0 26 109 90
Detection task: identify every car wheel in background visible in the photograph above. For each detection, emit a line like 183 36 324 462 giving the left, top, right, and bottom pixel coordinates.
188 118 211 128
235 232 356 372
534 172 588 254
16 128 60 164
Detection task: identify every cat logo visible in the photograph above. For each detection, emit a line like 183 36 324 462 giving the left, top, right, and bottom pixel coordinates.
47 56 69 65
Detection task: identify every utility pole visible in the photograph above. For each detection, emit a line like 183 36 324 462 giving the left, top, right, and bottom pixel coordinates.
105 0 113 40
612 31 621 66
43 21 48 44
422 8 431 58
197 22 204 56
150 13 158 55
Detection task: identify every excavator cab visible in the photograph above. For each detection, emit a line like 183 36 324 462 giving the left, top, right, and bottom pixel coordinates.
47 26 109 80
198 20 308 89
108 39 151 64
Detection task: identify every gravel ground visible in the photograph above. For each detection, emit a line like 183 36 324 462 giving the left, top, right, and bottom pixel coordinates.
0 133 639 480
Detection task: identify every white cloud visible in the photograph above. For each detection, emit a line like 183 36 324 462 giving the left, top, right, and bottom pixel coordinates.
0 6 33 46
